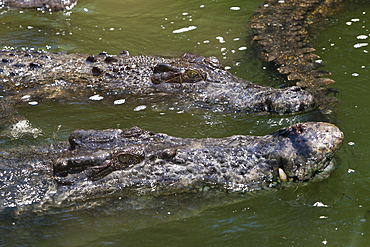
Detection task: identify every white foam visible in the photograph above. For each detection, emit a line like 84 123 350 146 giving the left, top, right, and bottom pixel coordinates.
172 26 197 34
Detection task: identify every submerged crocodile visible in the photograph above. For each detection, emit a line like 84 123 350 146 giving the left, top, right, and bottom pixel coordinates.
0 0 350 134
0 51 314 113
0 50 315 135
0 0 78 10
250 0 343 88
0 122 343 210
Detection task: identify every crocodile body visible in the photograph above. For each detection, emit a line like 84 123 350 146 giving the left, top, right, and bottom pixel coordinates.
250 0 343 88
0 0 347 213
0 50 315 132
0 0 77 10
0 122 343 210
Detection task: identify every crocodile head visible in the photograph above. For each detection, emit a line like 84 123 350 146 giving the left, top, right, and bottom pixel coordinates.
53 123 343 188
150 53 315 114
267 122 344 182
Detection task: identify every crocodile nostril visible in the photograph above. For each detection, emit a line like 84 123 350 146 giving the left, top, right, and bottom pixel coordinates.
162 149 177 159
289 86 302 92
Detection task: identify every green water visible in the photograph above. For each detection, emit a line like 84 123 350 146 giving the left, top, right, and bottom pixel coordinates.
1 0 370 246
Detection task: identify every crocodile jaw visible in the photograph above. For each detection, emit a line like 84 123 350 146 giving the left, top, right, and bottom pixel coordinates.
279 122 344 181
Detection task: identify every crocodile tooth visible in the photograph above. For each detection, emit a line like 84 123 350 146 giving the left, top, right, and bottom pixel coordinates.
279 168 288 182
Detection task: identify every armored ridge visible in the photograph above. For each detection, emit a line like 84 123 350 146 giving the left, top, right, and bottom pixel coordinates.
0 50 314 117
0 0 78 10
250 0 343 88
0 122 343 210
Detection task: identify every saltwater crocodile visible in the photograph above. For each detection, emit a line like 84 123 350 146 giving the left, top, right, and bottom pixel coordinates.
0 122 343 210
0 0 346 211
0 50 314 113
0 50 316 136
0 0 351 135
0 0 78 10
250 0 344 88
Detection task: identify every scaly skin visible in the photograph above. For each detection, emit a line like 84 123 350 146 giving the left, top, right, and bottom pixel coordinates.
0 50 314 114
0 50 315 135
250 0 343 88
0 0 77 10
0 122 343 210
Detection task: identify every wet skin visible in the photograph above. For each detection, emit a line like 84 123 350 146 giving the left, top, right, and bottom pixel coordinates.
0 122 343 209
0 0 78 10
53 122 343 192
0 51 314 117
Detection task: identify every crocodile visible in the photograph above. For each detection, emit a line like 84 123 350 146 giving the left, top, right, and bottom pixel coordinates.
0 50 315 135
0 122 343 210
0 50 314 113
0 0 347 211
0 0 78 10
250 0 343 88
1 0 352 133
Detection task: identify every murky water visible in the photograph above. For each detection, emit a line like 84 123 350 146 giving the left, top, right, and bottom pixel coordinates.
0 0 370 246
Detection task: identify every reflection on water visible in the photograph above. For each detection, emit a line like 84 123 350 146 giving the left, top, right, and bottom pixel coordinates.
0 0 370 246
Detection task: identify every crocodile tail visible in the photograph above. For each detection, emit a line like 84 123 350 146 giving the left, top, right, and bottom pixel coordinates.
249 0 344 88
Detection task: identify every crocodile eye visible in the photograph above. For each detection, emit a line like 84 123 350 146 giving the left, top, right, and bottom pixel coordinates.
118 154 131 164
187 70 198 78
